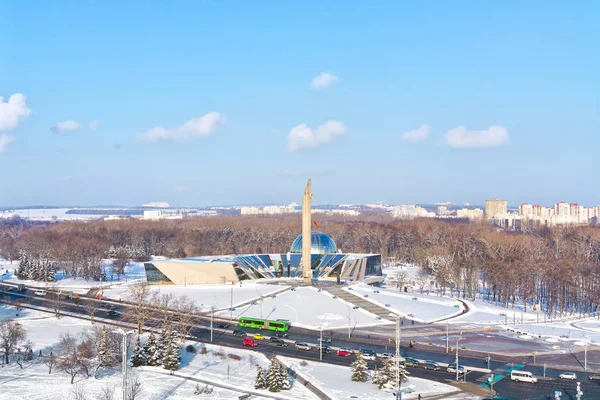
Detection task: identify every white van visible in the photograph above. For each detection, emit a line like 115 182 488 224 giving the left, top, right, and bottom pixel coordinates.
34 289 47 296
511 370 538 383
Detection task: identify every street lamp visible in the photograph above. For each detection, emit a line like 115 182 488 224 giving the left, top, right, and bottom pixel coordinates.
113 328 136 400
455 334 463 382
389 313 402 400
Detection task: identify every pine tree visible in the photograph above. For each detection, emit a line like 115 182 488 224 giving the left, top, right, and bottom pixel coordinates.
131 335 146 367
163 329 180 373
16 253 28 279
47 262 56 282
157 326 169 364
145 332 160 366
372 358 406 389
97 326 116 368
278 363 290 390
254 366 267 390
267 357 281 392
351 353 369 382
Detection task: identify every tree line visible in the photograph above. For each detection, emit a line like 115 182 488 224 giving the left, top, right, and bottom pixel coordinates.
1 215 600 315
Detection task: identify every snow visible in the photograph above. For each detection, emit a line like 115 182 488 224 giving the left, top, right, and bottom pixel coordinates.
451 298 539 325
504 321 600 345
346 283 463 323
0 208 123 221
0 304 319 400
279 356 472 400
218 287 393 330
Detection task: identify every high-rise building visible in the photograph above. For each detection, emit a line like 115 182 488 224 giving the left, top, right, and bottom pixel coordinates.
519 203 533 217
485 198 508 219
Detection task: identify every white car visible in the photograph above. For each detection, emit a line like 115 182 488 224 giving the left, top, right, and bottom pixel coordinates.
295 343 311 351
34 290 47 296
559 372 577 380
381 353 394 359
339 348 355 354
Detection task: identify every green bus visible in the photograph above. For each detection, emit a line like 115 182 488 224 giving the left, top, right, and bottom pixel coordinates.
238 317 290 332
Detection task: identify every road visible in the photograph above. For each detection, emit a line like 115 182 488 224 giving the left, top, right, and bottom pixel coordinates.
2 282 600 399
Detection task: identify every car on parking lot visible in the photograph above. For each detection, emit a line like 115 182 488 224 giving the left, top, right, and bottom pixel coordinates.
253 333 265 340
423 361 440 370
403 357 420 367
270 337 288 346
295 342 311 351
559 372 577 380
242 337 258 347
359 349 377 360
233 330 246 337
337 349 352 357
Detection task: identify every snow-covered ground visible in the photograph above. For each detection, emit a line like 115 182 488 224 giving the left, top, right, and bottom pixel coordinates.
280 356 473 400
504 321 600 345
0 208 122 221
0 304 319 400
346 283 463 323
218 287 393 330
451 298 539 325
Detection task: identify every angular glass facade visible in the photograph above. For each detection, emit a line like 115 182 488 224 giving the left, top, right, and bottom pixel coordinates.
144 263 173 284
290 231 338 254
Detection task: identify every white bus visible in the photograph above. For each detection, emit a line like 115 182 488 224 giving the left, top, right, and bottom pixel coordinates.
510 370 538 383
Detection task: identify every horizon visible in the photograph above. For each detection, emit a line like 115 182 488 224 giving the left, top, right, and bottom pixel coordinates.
1 1 598 207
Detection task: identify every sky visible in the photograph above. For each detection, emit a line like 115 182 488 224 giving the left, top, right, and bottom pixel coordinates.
1 1 598 207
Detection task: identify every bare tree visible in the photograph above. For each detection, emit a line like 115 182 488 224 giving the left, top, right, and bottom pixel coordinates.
127 371 143 400
57 333 96 384
151 291 176 327
127 282 150 334
84 300 99 324
49 283 63 319
97 383 115 400
0 318 27 364
43 351 57 374
174 295 199 343
70 383 88 400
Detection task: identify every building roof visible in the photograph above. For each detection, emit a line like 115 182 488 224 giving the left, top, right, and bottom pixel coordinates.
290 231 338 254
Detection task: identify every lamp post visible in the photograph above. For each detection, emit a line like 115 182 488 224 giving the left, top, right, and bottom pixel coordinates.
389 313 401 400
584 333 588 371
320 326 323 361
113 328 136 400
455 335 463 382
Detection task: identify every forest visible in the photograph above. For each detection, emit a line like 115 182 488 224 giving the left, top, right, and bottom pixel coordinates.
1 215 600 317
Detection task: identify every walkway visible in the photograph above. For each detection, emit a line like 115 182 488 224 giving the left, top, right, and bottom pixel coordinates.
325 287 395 320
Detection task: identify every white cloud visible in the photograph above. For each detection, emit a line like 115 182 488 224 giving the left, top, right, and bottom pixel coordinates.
401 124 431 142
51 120 80 134
0 93 32 131
310 72 339 91
287 120 346 152
88 120 100 130
139 112 225 142
174 185 189 192
0 134 16 153
444 125 510 148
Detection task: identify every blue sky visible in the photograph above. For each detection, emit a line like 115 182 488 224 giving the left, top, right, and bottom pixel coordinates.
1 1 598 207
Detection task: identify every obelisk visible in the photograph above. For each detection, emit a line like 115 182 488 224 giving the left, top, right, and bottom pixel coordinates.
302 179 313 283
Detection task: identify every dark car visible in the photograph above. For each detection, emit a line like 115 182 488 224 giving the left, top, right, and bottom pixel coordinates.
423 361 440 371
318 344 332 353
233 330 246 337
589 374 600 380
218 323 230 329
107 309 121 317
270 337 288 347
318 337 332 344
403 358 420 367
275 332 288 338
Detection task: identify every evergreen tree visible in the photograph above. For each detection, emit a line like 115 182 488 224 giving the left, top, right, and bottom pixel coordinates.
97 326 116 368
254 366 267 390
278 363 290 390
351 353 369 382
47 262 57 282
267 357 281 392
372 358 407 389
162 331 180 373
16 253 28 279
145 332 160 366
157 326 169 363
131 335 146 367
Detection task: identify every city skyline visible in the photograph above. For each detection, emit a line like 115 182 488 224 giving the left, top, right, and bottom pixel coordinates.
1 1 598 207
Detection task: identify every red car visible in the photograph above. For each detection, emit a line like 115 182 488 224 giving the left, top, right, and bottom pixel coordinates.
242 337 258 347
337 349 352 357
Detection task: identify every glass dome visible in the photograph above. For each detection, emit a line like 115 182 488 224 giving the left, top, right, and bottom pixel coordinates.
290 231 338 254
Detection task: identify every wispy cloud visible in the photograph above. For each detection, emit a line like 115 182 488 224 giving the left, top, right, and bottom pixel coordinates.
51 120 80 134
287 120 346 152
444 125 510 148
139 112 225 142
88 120 100 130
0 134 16 153
174 185 189 192
310 72 339 91
0 93 32 131
401 124 431 142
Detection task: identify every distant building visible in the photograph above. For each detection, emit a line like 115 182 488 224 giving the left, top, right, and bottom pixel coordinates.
240 207 260 215
456 208 484 220
390 205 434 219
485 198 508 220
142 210 183 220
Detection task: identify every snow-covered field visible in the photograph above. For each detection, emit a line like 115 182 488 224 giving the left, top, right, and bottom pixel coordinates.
280 356 472 400
504 321 600 345
451 298 539 325
346 283 463 323
218 287 393 330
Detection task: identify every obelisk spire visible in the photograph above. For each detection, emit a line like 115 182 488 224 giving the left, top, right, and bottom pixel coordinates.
302 179 313 283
